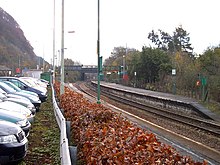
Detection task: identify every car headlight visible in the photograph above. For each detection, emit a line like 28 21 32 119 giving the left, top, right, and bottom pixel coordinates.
27 104 35 110
16 119 27 127
0 135 17 144
29 96 39 102
25 113 32 119
41 92 46 96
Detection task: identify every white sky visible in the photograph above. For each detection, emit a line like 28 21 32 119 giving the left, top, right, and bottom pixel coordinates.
1 0 220 65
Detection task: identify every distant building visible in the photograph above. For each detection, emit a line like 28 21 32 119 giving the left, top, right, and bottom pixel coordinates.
0 65 12 76
22 69 43 79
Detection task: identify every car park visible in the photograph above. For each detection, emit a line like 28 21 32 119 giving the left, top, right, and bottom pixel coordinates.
40 78 50 87
20 77 48 89
0 99 34 123
2 81 41 111
0 77 47 102
2 96 36 116
0 109 31 136
0 86 31 102
0 88 36 116
0 120 28 164
3 80 38 97
19 77 47 94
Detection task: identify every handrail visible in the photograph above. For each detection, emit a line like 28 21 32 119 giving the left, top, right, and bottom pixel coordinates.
51 85 72 165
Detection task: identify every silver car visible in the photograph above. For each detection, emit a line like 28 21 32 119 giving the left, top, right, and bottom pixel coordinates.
0 89 36 116
3 81 41 111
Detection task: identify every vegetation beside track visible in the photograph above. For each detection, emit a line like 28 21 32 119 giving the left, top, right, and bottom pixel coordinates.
56 82 208 165
18 87 60 165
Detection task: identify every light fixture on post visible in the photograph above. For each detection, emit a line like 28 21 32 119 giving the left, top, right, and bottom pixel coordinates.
68 31 75 34
68 30 75 65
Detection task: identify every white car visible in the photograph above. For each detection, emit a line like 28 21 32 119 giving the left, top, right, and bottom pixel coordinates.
0 99 34 123
0 77 47 102
19 77 47 93
0 110 31 137
0 88 36 116
2 81 41 111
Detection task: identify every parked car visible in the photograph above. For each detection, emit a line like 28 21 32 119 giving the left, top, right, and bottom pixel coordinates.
3 80 38 97
0 120 28 164
20 77 48 88
2 81 41 111
0 86 31 102
40 78 50 87
0 98 35 123
19 77 47 94
0 87 36 116
0 77 47 102
0 109 31 136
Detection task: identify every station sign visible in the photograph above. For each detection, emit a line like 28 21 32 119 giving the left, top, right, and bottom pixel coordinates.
172 69 176 75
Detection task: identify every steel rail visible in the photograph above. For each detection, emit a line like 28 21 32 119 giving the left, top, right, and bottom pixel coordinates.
76 82 220 164
85 82 220 137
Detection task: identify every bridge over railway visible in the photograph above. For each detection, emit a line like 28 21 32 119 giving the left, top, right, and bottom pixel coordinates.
64 65 127 81
64 65 98 80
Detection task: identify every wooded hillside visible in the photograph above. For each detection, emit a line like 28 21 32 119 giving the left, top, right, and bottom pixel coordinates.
0 7 45 74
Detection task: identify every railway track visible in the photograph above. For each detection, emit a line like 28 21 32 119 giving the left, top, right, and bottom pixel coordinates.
72 82 220 164
104 91 220 137
83 82 220 137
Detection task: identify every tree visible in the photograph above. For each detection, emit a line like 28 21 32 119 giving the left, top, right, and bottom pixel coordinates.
199 47 220 76
198 46 220 101
148 29 172 51
64 58 81 66
133 47 171 85
173 26 193 55
0 7 41 72
148 25 194 57
104 47 127 67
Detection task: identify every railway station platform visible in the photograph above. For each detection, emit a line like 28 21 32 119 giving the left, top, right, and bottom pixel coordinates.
98 81 220 122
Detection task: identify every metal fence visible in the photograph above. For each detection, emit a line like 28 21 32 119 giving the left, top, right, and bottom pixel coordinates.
51 85 73 165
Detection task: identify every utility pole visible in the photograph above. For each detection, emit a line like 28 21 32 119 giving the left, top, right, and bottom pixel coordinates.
53 0 56 84
60 0 65 95
97 0 101 104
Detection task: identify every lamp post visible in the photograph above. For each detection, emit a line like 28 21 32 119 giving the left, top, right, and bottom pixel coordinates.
172 40 176 95
123 55 125 79
172 69 176 94
97 0 101 104
134 71 137 87
57 50 60 67
122 45 128 83
18 54 20 73
68 30 75 65
52 0 56 84
60 0 65 95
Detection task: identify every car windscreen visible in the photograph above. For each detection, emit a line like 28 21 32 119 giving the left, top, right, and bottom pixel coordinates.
0 82 17 93
3 81 22 92
20 78 37 87
19 78 34 87
0 88 6 95
0 92 7 100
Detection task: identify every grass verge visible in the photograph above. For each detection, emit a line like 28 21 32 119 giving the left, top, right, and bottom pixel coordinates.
18 87 60 165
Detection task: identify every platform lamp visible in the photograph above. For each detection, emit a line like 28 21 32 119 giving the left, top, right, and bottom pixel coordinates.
60 0 65 95
52 0 56 85
97 0 101 104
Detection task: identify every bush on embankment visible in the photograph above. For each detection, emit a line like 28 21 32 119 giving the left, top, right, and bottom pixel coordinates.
54 82 207 165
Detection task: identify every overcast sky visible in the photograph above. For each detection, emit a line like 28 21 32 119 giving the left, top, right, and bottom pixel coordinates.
1 0 220 65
